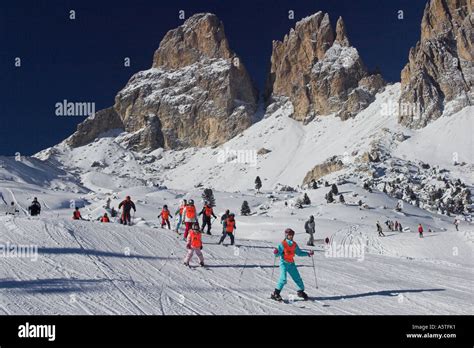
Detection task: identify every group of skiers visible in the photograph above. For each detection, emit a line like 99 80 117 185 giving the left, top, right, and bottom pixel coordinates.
12 194 461 303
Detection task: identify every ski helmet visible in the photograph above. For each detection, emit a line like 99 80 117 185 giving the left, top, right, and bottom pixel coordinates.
225 209 230 215
164 205 168 209
188 199 194 205
126 195 131 200
284 228 295 236
193 222 200 230
229 213 235 217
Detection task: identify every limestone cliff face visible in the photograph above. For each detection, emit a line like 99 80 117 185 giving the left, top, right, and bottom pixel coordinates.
69 13 258 151
265 13 385 122
399 0 473 128
67 107 123 148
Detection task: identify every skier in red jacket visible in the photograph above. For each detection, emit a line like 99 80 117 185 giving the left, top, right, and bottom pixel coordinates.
418 224 424 238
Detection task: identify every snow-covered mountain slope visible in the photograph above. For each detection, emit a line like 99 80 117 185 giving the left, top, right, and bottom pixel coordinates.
394 106 474 183
1 212 472 315
34 84 400 192
34 83 473 195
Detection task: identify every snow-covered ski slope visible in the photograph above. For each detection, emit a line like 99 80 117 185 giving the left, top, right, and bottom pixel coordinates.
0 179 472 315
0 215 472 315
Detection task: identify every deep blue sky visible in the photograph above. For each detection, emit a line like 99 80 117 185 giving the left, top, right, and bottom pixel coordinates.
0 0 427 155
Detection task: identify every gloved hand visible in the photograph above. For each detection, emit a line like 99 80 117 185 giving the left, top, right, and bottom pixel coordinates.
273 248 279 255
200 246 203 250
308 250 314 256
186 244 191 250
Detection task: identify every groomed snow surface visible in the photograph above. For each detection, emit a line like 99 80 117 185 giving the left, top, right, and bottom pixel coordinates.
0 181 472 315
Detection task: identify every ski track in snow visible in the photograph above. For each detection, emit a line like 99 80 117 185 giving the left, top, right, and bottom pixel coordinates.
1 216 472 315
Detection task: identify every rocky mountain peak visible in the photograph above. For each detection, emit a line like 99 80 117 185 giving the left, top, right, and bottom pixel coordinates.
68 13 258 152
152 13 233 69
335 16 350 46
398 0 473 128
265 12 385 122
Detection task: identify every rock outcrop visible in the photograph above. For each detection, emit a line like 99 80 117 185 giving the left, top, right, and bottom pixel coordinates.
398 0 473 128
67 107 124 148
69 13 258 151
265 12 385 122
303 157 345 185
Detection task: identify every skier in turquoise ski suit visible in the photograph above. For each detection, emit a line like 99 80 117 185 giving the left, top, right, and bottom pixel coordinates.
271 228 313 301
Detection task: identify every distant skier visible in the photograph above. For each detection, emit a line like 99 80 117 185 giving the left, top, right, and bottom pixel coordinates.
218 213 236 246
199 201 217 235
454 219 460 231
398 222 403 232
72 207 85 220
271 228 314 302
184 222 205 267
100 213 110 223
304 215 315 246
418 224 424 238
174 199 187 234
394 221 399 231
376 221 385 237
7 202 19 215
220 209 230 234
118 196 136 226
182 200 198 239
158 205 173 229
28 197 41 216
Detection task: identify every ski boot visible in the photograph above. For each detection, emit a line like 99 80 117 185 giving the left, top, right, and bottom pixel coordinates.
271 289 282 302
297 290 309 301
184 262 189 267
199 261 205 267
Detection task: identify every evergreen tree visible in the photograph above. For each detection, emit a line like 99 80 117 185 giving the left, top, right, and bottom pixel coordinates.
339 194 345 204
303 193 311 205
311 180 318 189
295 198 304 209
241 200 251 216
331 183 339 195
326 191 334 203
255 176 262 193
358 200 363 206
202 188 216 207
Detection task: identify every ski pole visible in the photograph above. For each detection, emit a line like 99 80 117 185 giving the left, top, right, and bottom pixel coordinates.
311 255 319 289
271 256 277 282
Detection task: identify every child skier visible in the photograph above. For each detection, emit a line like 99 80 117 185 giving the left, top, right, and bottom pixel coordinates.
218 213 236 246
184 222 205 267
158 205 173 229
271 228 314 301
418 223 424 238
183 200 198 239
199 201 217 235
72 207 85 220
376 221 385 237
100 213 110 223
175 199 187 234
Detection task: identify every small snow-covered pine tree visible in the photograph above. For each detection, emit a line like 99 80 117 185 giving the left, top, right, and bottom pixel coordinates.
241 201 251 216
331 183 339 195
326 191 334 203
303 193 311 205
339 194 345 204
